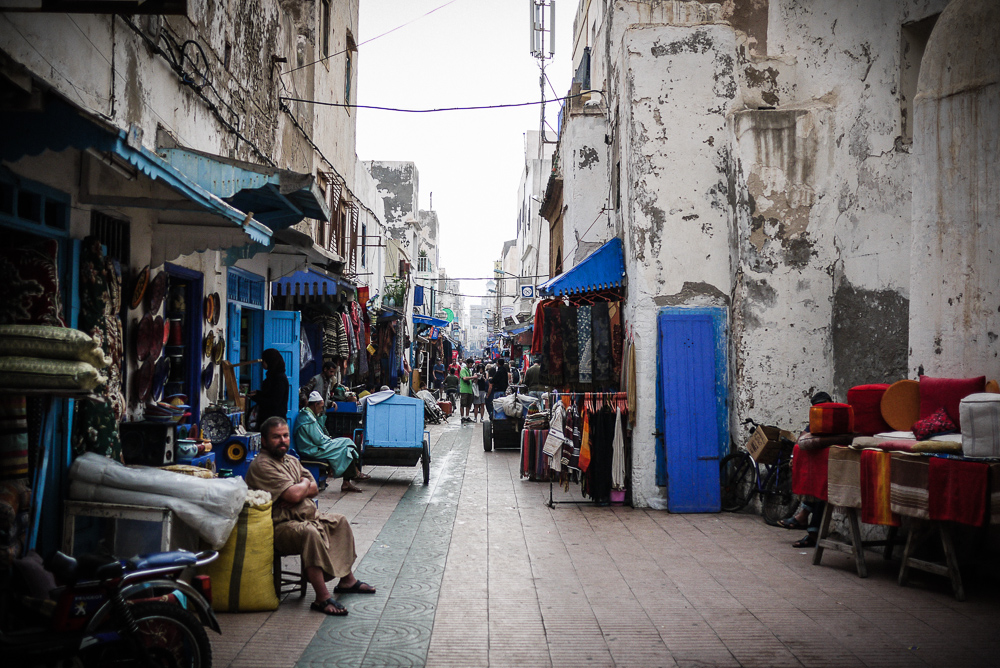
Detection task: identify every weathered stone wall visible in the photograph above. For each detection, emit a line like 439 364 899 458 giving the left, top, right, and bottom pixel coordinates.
365 160 419 250
559 111 613 268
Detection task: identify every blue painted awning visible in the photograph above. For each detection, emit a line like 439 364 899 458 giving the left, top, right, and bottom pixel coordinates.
272 269 354 297
0 95 271 248
413 314 449 328
504 323 533 336
158 148 330 228
537 237 625 296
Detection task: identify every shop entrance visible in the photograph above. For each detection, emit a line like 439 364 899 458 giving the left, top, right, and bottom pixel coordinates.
657 307 728 512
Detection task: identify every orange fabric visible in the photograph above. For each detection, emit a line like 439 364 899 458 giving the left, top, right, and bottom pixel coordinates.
579 411 591 472
809 403 855 435
860 450 900 526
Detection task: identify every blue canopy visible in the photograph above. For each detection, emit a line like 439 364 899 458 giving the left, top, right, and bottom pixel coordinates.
537 237 625 297
413 314 449 328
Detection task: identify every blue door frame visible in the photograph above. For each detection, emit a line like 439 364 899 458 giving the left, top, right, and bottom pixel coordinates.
164 263 204 423
656 307 728 513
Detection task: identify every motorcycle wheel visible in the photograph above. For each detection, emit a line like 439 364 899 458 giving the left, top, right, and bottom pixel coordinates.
83 601 211 668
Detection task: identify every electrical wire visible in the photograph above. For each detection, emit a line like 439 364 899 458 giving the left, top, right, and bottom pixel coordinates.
278 90 602 114
283 0 462 75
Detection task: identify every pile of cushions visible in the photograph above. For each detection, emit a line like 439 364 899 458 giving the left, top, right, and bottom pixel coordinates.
0 325 109 392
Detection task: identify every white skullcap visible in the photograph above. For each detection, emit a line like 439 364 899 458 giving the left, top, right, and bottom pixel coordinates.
308 391 324 403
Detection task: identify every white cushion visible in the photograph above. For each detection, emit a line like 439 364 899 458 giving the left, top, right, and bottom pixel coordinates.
959 393 1000 458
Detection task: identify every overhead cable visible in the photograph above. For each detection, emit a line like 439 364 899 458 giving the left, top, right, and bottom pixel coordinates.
278 90 603 114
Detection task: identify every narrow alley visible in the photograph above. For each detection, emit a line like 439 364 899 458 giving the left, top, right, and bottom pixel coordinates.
215 421 1000 668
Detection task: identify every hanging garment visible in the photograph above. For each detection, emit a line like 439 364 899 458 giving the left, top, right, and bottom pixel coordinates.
530 302 545 356
609 301 623 382
611 408 625 490
579 409 592 472
544 307 564 386
334 314 349 359
625 340 637 428
578 305 592 385
587 407 616 502
560 306 579 386
543 403 567 473
592 302 611 384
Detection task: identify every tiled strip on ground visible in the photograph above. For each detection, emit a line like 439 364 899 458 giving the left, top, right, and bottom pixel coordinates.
295 426 468 668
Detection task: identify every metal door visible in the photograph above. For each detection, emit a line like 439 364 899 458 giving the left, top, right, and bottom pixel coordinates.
263 310 301 422
657 308 727 512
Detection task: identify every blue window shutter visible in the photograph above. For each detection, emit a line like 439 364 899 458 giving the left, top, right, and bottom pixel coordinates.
227 302 242 386
413 285 424 306
263 310 301 422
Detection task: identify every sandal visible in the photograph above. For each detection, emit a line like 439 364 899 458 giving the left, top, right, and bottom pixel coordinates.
353 472 372 481
310 598 348 616
792 535 817 548
334 580 377 595
341 482 363 493
778 517 808 531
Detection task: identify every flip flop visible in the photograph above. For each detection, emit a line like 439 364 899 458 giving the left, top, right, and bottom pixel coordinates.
353 472 372 481
310 598 348 616
334 580 376 595
341 483 363 493
778 517 808 531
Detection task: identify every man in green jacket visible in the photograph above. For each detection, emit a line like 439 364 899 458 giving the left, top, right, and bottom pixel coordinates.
459 358 475 423
295 391 369 493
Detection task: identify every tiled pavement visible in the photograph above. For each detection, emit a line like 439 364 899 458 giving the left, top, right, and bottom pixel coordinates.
215 420 1000 668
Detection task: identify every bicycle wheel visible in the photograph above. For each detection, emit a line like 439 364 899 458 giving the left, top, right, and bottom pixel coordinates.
85 600 212 668
720 452 756 512
761 460 797 526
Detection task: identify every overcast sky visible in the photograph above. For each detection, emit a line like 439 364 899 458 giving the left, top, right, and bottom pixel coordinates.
356 0 576 303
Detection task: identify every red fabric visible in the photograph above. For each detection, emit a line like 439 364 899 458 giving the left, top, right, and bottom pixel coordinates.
0 235 66 327
928 457 988 526
860 450 900 526
847 383 891 436
919 375 985 429
530 303 545 356
791 443 829 500
912 407 957 441
809 403 855 435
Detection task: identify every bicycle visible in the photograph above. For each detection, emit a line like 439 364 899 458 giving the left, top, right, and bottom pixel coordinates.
720 418 798 525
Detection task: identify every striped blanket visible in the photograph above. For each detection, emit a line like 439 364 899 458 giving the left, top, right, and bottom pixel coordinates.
889 453 929 519
827 446 861 508
860 449 900 526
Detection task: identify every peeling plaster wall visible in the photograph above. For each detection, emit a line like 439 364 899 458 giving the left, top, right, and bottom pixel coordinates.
618 23 739 508
909 0 1000 379
364 160 419 250
560 112 614 268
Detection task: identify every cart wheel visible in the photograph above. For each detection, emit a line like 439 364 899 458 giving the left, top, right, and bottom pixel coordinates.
421 440 430 485
483 420 492 452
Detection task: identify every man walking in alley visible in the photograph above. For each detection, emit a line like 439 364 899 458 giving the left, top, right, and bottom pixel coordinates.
246 416 376 617
459 357 475 422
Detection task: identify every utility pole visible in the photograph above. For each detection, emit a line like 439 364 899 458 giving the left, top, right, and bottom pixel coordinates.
530 0 556 159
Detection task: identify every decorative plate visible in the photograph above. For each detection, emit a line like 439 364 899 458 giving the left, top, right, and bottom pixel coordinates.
136 314 155 362
202 362 215 390
203 330 215 358
148 271 168 313
130 266 150 310
134 357 154 403
201 410 233 445
211 293 221 325
151 357 170 402
212 334 226 364
204 294 214 324
149 315 164 361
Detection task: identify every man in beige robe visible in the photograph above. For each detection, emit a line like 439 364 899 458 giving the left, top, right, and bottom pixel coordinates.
246 416 376 616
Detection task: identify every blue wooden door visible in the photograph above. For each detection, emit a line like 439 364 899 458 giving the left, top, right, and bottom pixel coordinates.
657 308 727 512
263 310 300 422
227 302 242 386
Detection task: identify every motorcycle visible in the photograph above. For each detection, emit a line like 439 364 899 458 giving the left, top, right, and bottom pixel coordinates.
3 549 220 667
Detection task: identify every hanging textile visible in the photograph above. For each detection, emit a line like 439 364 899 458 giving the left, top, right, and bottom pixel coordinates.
530 302 545 355
578 305 592 385
611 408 625 490
542 403 566 472
543 307 564 386
579 409 592 472
591 302 611 383
587 406 615 502
624 339 637 428
334 314 349 359
609 301 623 382
560 305 579 386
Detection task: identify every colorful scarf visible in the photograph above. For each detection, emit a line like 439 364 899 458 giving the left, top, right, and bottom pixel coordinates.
609 301 623 382
560 306 579 386
577 305 592 384
860 450 900 526
544 307 564 386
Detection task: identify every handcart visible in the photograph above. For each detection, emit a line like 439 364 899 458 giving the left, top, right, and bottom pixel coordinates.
483 390 535 452
354 393 431 484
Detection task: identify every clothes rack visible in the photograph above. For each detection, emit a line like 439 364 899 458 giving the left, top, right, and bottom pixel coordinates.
543 392 629 508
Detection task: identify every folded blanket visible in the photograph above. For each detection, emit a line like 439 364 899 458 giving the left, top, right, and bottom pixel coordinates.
860 450 900 526
797 431 855 451
827 446 861 508
928 457 988 526
890 453 929 519
791 443 828 500
852 437 963 455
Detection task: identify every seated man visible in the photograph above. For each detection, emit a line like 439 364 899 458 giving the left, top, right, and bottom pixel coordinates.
295 391 369 493
246 416 376 617
443 368 460 408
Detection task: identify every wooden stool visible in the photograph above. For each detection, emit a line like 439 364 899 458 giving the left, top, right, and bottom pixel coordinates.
273 551 308 598
897 520 965 601
813 504 900 578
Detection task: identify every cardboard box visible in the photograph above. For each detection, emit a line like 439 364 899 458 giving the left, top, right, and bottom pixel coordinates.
745 425 797 465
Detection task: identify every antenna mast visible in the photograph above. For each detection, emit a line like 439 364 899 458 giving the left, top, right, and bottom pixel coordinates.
529 0 556 158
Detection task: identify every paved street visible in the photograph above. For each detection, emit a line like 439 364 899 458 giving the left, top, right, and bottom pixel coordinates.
215 420 1000 668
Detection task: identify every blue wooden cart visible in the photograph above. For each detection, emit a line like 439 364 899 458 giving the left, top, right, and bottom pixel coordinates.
354 394 431 484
